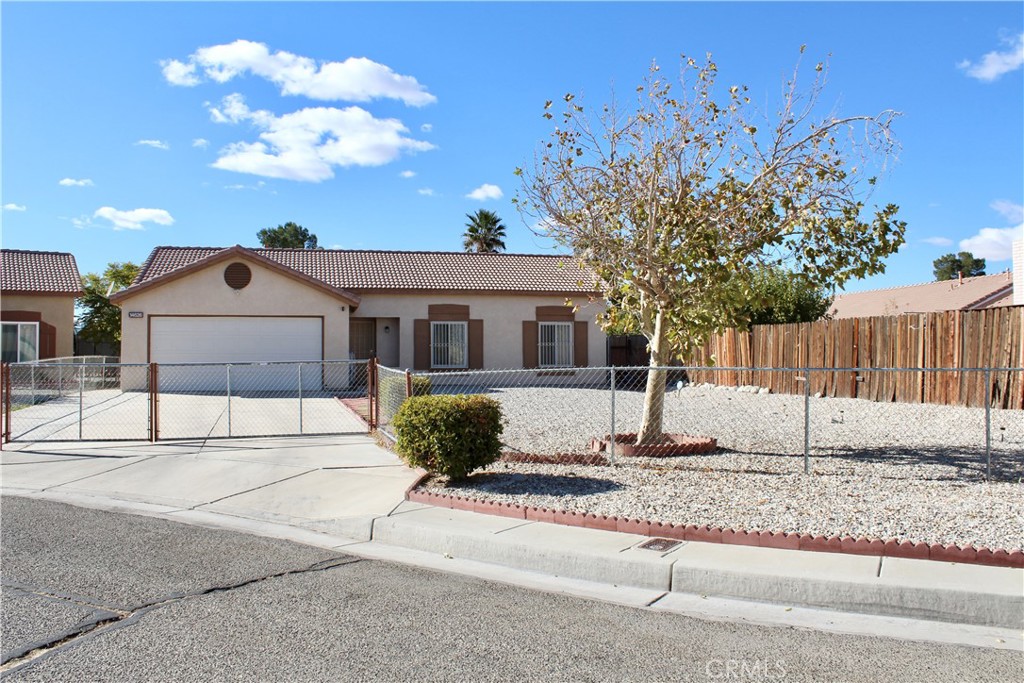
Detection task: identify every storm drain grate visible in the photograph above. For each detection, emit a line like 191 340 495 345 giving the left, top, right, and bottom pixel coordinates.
638 538 681 552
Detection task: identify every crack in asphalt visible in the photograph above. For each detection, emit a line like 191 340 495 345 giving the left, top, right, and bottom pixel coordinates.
0 555 363 675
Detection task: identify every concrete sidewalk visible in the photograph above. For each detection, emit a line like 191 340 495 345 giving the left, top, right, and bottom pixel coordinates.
2 436 1021 650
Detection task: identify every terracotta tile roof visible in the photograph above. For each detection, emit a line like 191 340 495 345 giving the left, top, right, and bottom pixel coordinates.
134 246 600 293
1 249 82 294
829 272 1015 319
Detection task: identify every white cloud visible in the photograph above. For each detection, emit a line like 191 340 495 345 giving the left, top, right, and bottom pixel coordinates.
3 203 27 211
206 94 434 182
921 236 953 247
59 178 94 187
136 139 170 150
991 199 1024 224
161 58 200 86
417 188 435 196
163 39 436 107
93 207 175 231
399 170 416 178
960 225 1023 261
420 123 433 132
958 32 1024 82
466 183 503 201
192 138 210 149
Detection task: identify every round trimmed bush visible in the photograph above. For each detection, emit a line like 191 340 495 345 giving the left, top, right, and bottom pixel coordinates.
392 394 504 480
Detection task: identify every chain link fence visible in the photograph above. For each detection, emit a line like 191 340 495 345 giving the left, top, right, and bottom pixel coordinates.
2 360 371 442
373 365 1024 480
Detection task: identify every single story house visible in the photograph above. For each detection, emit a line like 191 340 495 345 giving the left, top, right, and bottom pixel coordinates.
1 249 83 362
829 271 1015 319
111 246 606 384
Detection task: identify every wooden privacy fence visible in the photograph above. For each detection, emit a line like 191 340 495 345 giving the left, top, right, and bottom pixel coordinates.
684 307 1024 409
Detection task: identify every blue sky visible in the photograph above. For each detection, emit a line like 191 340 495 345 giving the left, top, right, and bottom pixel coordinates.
2 1 1022 293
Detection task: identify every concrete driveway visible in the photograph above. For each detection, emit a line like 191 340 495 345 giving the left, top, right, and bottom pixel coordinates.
3 390 367 442
0 434 418 540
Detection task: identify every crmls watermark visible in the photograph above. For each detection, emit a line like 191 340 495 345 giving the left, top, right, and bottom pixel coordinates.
705 659 788 680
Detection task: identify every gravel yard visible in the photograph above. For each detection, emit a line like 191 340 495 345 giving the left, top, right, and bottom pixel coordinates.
422 384 1024 551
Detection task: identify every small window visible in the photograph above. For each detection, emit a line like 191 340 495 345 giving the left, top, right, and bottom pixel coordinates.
431 321 467 369
1 322 39 363
538 321 573 368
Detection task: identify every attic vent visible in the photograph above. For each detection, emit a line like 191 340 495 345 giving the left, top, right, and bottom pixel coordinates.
224 262 252 289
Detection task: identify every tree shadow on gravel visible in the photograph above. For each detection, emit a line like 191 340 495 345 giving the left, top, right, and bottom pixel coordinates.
812 445 1024 482
444 473 624 496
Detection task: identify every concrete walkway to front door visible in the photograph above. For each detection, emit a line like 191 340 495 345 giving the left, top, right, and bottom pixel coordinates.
1 434 418 540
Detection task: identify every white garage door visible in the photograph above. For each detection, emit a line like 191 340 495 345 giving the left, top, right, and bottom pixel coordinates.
151 317 323 392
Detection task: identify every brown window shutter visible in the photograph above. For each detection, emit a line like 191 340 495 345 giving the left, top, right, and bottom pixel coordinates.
40 322 57 359
413 319 430 370
427 304 470 321
522 321 538 368
468 319 484 369
573 320 589 367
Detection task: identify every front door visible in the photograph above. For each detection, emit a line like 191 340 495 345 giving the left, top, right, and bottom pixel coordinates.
349 319 376 360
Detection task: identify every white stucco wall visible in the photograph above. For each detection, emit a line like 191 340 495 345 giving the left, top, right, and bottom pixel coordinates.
353 292 606 369
116 257 352 364
1 293 76 358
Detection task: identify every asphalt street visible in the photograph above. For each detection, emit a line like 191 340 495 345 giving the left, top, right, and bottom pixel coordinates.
1 496 1019 682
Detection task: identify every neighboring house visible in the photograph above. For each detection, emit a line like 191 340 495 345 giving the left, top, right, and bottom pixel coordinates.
110 246 605 378
1 249 82 362
829 272 1015 319
1013 239 1023 306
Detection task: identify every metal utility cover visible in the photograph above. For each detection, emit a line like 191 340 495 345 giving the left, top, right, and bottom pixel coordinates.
638 538 681 552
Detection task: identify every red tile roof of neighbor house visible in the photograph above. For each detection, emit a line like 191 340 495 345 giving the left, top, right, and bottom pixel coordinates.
0 249 83 294
829 272 1015 319
132 246 601 294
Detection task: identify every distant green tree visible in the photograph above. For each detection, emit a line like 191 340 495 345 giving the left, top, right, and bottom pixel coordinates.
77 262 141 344
257 222 320 249
738 268 834 325
933 251 985 281
462 210 507 253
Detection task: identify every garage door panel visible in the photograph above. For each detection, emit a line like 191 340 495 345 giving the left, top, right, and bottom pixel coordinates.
151 317 323 392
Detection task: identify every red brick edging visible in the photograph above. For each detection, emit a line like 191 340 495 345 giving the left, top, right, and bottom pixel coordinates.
405 488 1024 569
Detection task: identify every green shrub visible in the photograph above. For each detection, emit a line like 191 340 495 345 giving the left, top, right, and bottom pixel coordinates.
392 394 504 480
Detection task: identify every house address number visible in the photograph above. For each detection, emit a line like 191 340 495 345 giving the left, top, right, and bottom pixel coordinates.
128 311 144 318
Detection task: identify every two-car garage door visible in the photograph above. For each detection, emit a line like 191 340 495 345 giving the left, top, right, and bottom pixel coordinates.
150 317 323 392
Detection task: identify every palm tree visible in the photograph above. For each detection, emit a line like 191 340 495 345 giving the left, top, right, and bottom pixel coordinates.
462 210 507 253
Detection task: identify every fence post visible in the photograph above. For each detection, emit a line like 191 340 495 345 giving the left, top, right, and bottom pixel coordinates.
298 363 304 435
2 363 9 445
374 362 381 430
78 365 85 440
226 364 232 438
984 367 992 481
58 365 63 398
803 369 811 475
30 365 36 407
405 369 413 398
150 363 160 442
609 366 616 465
372 358 380 428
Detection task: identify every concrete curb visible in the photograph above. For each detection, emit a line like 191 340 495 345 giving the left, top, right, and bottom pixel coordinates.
406 488 1024 569
382 501 1024 630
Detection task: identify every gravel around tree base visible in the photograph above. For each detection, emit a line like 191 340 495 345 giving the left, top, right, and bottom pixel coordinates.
422 385 1024 551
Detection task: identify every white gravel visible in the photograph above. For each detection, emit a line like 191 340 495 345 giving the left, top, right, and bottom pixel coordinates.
422 384 1024 550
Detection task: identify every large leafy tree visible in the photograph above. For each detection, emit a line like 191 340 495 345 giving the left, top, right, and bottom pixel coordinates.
739 268 833 325
257 222 320 249
933 251 985 281
463 210 507 253
516 51 906 444
77 262 141 345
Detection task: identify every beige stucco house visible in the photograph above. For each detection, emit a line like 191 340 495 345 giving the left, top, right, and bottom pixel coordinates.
1 249 82 362
111 246 606 377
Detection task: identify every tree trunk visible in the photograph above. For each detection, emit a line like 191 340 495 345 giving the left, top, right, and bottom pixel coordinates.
636 308 668 445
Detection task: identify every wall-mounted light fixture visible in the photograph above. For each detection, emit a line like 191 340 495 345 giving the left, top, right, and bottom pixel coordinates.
384 325 391 334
